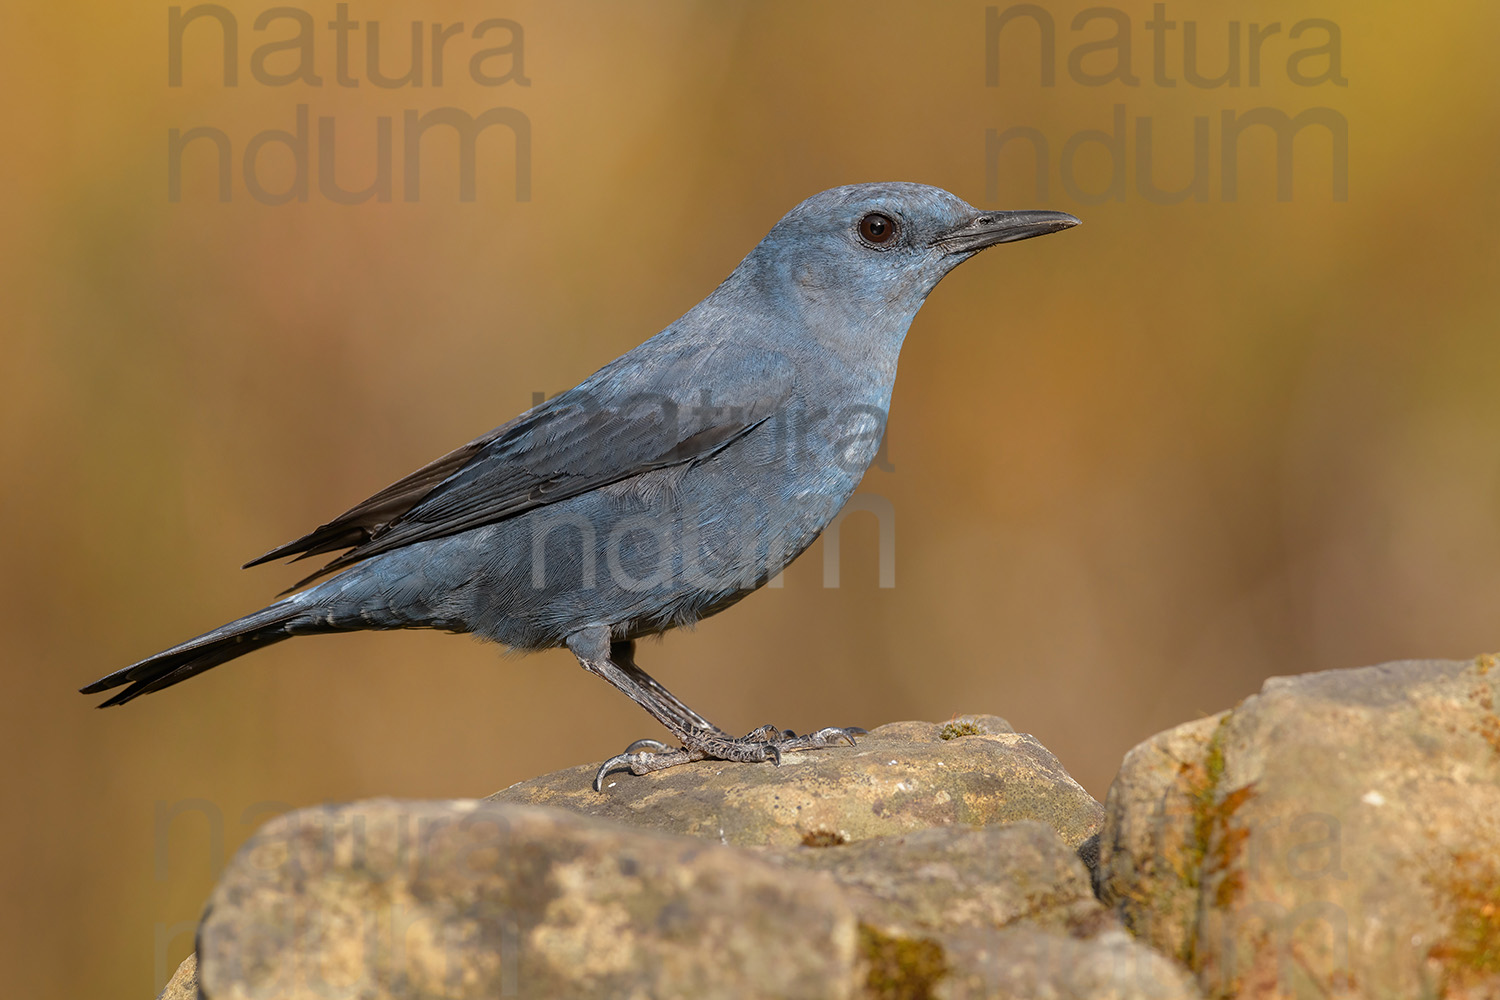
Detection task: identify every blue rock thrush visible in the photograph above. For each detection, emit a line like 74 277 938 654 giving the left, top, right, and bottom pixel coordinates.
82 183 1080 789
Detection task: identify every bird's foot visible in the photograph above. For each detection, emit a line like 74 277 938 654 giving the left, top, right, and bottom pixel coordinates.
592 724 866 791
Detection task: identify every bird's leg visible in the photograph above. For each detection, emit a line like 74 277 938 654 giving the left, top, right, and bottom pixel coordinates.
609 638 728 738
565 626 865 791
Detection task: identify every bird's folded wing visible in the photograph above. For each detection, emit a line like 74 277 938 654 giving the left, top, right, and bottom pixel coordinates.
246 340 796 589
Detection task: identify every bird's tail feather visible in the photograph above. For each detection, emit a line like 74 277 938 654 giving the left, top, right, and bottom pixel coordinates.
81 599 313 707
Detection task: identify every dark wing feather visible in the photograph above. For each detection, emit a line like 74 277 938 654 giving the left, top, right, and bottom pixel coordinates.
251 340 795 590
243 417 523 568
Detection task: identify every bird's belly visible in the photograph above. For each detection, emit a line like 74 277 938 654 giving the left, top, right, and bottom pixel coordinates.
441 454 861 650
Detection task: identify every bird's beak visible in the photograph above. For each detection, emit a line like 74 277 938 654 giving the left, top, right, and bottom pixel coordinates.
932 210 1081 255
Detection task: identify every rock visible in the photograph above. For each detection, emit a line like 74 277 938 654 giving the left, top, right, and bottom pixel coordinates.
772 821 1106 940
157 954 198 999
183 719 1173 1000
1097 656 1500 1000
936 927 1201 1000
490 717 1104 855
194 798 1194 1000
196 800 860 1000
1093 710 1230 963
775 821 1202 1000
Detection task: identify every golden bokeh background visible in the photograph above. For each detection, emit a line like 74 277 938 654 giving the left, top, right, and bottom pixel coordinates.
3 1 1498 996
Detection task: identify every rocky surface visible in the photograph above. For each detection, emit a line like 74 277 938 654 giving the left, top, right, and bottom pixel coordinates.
1097 656 1500 999
490 715 1105 855
191 796 1196 1000
775 821 1105 939
775 820 1199 999
196 801 859 1000
157 954 197 999
180 715 1200 999
158 658 1500 999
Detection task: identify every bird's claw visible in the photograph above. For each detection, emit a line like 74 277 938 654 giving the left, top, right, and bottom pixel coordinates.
593 745 705 791
592 723 865 791
623 738 673 754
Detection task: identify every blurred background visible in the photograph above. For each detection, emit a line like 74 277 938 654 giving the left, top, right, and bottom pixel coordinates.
3 0 1498 996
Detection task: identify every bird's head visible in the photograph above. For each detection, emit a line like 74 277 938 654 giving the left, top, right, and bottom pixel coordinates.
745 182 1079 342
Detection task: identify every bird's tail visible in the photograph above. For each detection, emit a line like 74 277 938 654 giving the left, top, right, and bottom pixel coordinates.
81 597 319 707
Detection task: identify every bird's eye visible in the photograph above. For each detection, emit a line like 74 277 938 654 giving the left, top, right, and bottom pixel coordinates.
858 212 897 247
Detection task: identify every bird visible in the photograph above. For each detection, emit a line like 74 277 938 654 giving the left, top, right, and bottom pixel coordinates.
82 182 1079 790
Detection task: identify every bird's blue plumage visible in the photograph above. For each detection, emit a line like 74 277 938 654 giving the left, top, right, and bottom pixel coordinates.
82 181 1080 780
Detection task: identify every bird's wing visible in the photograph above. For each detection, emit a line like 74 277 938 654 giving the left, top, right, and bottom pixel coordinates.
247 339 796 589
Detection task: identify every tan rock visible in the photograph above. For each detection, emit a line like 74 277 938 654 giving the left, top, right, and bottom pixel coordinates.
777 821 1203 999
773 821 1105 940
490 717 1103 854
197 800 860 1000
1096 710 1231 963
179 719 1172 1000
936 926 1201 1000
195 798 1193 1000
1097 656 1500 999
157 953 198 1000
